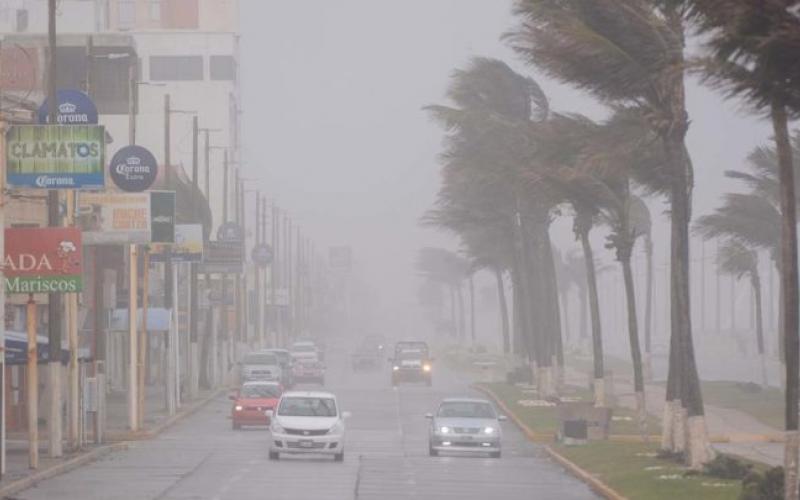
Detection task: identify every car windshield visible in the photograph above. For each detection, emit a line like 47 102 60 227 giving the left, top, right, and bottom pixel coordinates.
243 353 278 365
267 351 290 364
241 384 281 399
278 397 337 417
437 402 496 419
291 344 316 353
397 351 424 361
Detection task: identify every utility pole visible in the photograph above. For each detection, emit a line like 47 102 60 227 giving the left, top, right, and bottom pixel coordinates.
220 151 229 379
47 0 64 458
126 52 139 433
254 192 262 347
272 205 280 347
0 117 6 476
163 93 176 416
262 197 268 346
234 170 243 357
189 116 200 399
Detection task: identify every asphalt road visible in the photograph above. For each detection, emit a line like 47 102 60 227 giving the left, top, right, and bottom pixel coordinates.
17 348 597 500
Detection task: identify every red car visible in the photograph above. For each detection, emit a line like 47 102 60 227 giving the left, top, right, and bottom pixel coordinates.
230 381 282 430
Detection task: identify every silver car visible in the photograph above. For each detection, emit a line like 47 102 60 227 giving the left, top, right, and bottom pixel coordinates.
240 351 282 383
426 398 506 458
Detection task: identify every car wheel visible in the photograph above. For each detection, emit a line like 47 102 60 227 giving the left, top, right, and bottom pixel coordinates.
490 451 501 459
334 452 344 462
269 451 280 460
429 446 438 457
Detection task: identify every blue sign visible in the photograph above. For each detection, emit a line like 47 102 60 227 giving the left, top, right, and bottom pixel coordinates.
217 222 244 242
252 244 274 267
38 89 99 125
109 145 158 192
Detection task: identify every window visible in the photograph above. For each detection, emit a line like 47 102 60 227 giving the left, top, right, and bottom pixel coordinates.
149 0 162 21
149 55 203 81
210 55 236 81
15 9 28 32
118 0 135 29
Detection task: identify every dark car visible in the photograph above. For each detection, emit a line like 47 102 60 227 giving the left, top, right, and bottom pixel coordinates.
264 348 295 388
390 350 432 386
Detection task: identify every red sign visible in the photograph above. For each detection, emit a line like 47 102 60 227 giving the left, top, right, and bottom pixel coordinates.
0 46 40 92
4 228 83 294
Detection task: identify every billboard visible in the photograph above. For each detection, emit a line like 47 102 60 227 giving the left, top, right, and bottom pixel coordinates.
150 224 203 263
77 192 151 245
38 89 99 125
329 246 352 269
6 125 106 189
150 191 176 243
4 228 83 294
200 241 243 274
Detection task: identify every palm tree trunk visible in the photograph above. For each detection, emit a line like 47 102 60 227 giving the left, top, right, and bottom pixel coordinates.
644 233 654 382
560 288 571 347
543 238 565 393
449 285 457 338
457 284 466 341
469 273 476 345
771 100 799 500
621 256 646 439
579 283 588 343
495 269 511 354
752 273 767 388
577 221 605 406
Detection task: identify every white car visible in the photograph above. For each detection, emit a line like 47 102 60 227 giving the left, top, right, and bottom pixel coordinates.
268 391 349 461
427 397 506 458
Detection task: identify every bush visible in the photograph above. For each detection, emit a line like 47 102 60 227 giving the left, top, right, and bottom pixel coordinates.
703 455 752 480
739 467 783 500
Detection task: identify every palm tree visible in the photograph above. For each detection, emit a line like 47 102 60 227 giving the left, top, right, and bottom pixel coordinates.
715 240 768 387
507 0 712 467
687 1 800 488
416 248 470 338
425 57 564 396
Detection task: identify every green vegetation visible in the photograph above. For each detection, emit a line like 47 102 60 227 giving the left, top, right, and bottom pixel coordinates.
699 381 783 431
557 442 742 500
481 382 661 437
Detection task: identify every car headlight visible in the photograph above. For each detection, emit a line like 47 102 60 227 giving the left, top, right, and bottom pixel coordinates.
329 420 344 434
438 426 450 434
393 366 399 371
422 364 431 372
234 405 243 412
271 422 285 434
483 427 495 435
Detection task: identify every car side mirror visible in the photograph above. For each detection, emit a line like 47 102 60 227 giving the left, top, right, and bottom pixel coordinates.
265 410 274 418
342 411 352 419
425 413 434 419
498 415 508 422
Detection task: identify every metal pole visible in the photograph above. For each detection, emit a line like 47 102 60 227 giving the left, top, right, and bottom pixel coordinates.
47 0 64 459
220 152 229 378
137 250 149 428
189 117 200 399
0 118 7 476
272 206 279 347
255 192 261 347
128 245 139 431
67 191 79 450
26 296 38 469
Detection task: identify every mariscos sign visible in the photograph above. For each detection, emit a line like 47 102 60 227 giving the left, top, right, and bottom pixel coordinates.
4 228 83 294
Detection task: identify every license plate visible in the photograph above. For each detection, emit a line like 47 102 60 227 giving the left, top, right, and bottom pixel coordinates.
299 440 314 448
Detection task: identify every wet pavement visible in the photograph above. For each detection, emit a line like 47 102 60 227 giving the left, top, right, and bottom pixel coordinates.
15 348 597 500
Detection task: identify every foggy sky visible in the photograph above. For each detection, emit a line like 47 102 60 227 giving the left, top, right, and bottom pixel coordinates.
240 0 775 333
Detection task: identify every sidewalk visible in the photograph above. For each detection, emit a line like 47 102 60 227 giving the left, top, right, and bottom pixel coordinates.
565 366 785 466
0 384 223 497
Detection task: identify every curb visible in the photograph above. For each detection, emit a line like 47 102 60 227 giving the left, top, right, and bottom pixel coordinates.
0 442 129 498
106 388 224 442
473 383 625 500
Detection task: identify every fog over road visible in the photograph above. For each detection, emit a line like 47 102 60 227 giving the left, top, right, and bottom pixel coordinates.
16 348 595 500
